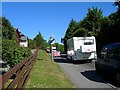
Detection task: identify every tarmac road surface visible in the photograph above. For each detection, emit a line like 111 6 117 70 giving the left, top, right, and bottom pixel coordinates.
54 56 120 89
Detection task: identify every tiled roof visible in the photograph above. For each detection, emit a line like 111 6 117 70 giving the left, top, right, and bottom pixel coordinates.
16 29 27 40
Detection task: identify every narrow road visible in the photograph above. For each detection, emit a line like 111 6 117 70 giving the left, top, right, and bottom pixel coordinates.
54 56 120 89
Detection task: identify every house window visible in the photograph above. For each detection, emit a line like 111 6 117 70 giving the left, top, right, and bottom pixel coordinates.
20 40 26 42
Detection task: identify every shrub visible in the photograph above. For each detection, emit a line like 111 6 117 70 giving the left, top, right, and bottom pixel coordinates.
2 39 31 68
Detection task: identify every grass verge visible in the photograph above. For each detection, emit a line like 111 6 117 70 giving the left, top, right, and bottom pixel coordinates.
26 50 75 88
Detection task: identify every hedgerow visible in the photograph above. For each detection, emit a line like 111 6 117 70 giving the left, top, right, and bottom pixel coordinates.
2 40 31 68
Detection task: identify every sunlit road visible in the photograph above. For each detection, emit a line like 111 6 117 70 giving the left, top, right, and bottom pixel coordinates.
54 56 120 89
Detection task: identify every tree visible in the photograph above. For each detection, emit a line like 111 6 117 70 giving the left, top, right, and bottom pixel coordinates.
64 19 78 52
57 44 64 53
72 28 88 37
0 17 2 38
81 7 103 36
53 43 64 53
34 32 43 48
33 32 48 49
64 19 78 40
1 17 32 68
95 2 120 55
28 38 36 49
114 0 120 10
101 12 120 44
63 7 103 52
53 43 58 50
2 17 17 41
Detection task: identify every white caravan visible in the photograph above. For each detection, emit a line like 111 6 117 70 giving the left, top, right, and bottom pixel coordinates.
67 36 97 62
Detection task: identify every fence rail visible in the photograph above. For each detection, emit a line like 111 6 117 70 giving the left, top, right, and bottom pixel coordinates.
0 49 38 90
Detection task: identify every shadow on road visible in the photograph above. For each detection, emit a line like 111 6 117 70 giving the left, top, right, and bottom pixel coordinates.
54 57 91 65
81 70 120 88
72 60 91 64
54 57 72 63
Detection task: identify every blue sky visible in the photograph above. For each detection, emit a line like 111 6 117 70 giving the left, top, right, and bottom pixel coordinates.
2 2 117 43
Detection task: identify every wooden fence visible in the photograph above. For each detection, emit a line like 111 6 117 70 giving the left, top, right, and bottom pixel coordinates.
0 49 38 90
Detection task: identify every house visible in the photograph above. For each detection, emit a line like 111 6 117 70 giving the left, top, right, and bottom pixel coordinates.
16 29 28 47
20 35 28 47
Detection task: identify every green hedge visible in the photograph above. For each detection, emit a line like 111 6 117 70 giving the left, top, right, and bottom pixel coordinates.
0 38 2 60
2 40 31 68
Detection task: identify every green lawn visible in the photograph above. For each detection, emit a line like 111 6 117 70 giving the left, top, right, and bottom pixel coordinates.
26 50 75 88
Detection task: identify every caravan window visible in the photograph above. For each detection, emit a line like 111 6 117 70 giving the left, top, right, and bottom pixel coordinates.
84 39 94 45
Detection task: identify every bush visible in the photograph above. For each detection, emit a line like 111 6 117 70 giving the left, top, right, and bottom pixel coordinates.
2 40 31 68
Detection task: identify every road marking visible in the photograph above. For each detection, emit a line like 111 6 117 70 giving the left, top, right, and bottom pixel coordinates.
108 83 118 90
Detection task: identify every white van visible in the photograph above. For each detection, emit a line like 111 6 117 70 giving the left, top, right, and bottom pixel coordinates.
67 36 97 62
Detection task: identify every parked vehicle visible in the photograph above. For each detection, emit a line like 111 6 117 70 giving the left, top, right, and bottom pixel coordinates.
67 36 97 62
95 43 120 84
45 48 50 53
54 51 60 57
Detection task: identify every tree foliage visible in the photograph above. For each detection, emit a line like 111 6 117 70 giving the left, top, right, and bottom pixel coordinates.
57 44 64 53
81 7 103 36
99 7 120 53
64 19 78 52
64 19 78 40
28 38 36 49
2 17 17 41
53 43 64 53
64 7 104 53
33 32 49 50
114 1 120 10
63 5 120 55
0 17 2 38
2 17 31 68
2 40 31 68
